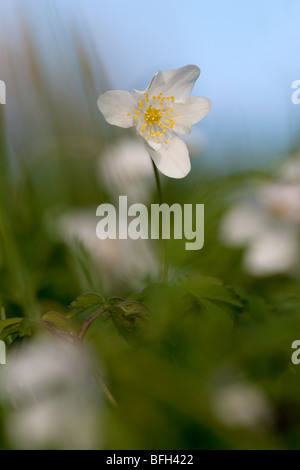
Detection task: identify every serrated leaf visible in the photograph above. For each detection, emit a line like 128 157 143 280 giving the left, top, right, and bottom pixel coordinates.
108 297 125 306
42 311 76 335
107 300 150 346
200 298 234 328
111 312 151 346
67 293 105 320
178 276 243 308
109 301 149 318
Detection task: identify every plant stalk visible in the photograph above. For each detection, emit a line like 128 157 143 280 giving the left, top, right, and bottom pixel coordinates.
151 160 168 283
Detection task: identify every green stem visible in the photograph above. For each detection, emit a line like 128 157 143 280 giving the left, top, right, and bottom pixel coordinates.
40 320 75 343
94 370 118 408
151 160 168 283
77 309 118 407
77 307 106 340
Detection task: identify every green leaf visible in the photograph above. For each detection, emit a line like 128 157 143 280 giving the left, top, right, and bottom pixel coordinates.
67 293 105 320
42 311 76 335
0 318 23 334
178 276 243 308
199 298 234 328
111 311 151 346
108 300 150 346
0 318 32 341
18 319 33 338
108 297 125 306
109 301 150 318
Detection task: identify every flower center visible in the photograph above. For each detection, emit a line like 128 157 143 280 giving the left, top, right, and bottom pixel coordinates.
144 105 162 125
129 92 178 144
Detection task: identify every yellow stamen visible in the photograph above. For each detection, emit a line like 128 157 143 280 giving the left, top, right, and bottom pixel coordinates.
144 105 162 125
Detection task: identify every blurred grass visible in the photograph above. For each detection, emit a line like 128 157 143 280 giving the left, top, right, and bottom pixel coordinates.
1 15 300 450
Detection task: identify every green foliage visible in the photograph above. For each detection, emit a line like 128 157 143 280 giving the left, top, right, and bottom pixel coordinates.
0 318 32 341
107 299 150 347
2 147 300 448
41 311 76 336
67 293 105 320
178 276 243 308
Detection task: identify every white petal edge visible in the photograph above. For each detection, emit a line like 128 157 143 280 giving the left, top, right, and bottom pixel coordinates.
132 89 147 102
145 135 191 179
97 90 135 128
147 65 200 100
173 97 212 134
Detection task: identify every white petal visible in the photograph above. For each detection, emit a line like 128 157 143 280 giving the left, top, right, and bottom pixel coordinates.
146 140 161 151
134 120 161 150
132 89 146 102
97 90 135 128
244 229 298 276
145 135 191 179
147 65 200 100
173 97 211 134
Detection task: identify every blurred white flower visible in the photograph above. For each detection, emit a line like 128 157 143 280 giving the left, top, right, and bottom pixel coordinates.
98 138 154 203
0 338 101 450
278 155 300 184
58 209 159 290
97 65 211 179
221 182 300 276
213 382 272 428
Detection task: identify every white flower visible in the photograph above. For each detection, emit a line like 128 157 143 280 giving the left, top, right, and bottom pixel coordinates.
0 338 101 450
57 209 159 290
213 382 272 428
97 65 211 179
221 182 300 276
278 155 300 184
98 138 154 203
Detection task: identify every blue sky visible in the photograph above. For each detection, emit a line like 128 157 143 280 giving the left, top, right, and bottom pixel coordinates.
2 0 300 169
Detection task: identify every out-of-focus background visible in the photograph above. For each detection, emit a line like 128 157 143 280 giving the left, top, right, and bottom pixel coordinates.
1 0 300 450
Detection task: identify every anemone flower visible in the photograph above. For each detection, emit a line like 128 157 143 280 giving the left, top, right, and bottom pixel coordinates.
97 65 211 178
